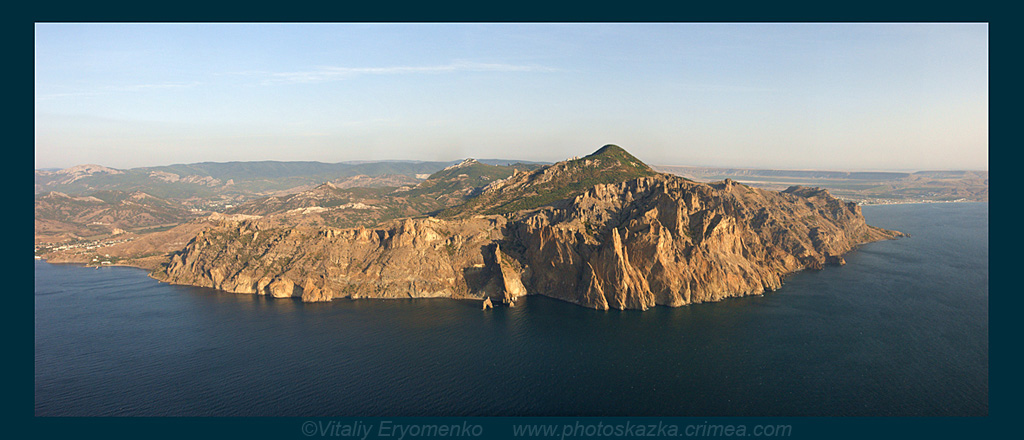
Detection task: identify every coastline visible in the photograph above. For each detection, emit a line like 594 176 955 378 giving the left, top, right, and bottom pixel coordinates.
855 199 987 206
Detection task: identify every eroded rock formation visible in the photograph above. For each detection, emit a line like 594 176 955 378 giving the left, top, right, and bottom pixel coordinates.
152 172 901 310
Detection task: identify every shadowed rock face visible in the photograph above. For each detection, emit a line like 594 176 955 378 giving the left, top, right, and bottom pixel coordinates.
152 172 901 310
503 176 900 309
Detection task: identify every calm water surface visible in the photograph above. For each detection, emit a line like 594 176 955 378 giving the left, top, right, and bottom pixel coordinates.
34 203 988 416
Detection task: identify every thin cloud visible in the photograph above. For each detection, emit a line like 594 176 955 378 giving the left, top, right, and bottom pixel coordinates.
264 61 560 84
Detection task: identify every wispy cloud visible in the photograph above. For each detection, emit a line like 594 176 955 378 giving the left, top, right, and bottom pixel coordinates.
263 61 560 85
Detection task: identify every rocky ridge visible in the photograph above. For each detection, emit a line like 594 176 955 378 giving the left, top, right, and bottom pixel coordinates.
151 146 902 310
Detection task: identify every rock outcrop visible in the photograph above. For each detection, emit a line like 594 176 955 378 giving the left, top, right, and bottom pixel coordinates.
151 169 902 310
500 176 900 309
153 216 512 303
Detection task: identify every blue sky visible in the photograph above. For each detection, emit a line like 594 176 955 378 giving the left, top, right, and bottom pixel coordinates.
34 23 988 171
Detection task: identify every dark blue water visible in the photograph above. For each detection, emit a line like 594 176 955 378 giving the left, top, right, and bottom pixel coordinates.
34 203 988 417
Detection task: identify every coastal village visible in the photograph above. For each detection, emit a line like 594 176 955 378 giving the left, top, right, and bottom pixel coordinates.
35 236 135 265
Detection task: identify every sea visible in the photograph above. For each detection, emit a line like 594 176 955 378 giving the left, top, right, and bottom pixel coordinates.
34 202 988 417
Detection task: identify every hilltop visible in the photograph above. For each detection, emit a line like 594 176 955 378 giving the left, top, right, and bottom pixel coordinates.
441 144 658 217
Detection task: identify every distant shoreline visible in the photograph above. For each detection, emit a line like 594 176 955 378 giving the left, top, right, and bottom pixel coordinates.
855 199 988 206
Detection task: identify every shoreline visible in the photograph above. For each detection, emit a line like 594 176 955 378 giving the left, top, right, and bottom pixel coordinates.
855 200 988 206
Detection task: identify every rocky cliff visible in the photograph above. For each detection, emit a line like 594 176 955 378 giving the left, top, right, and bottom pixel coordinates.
500 176 899 309
151 152 902 310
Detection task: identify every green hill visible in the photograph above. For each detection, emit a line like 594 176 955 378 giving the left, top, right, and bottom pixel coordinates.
403 159 524 199
441 145 657 217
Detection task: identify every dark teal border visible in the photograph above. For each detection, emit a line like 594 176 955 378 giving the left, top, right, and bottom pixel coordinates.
18 3 1007 439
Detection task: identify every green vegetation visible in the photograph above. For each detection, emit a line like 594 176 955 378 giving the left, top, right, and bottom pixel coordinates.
582 219 597 236
441 145 657 218
580 144 648 168
404 160 518 198
131 224 178 234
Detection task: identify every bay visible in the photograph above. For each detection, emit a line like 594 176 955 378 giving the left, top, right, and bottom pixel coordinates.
34 203 988 416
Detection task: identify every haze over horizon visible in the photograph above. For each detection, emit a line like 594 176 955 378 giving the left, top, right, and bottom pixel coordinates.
35 23 988 172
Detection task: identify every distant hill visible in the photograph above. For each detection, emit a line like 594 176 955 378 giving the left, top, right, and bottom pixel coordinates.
403 159 529 201
475 159 549 167
654 165 988 203
655 165 912 181
224 160 542 229
35 190 198 241
34 160 462 199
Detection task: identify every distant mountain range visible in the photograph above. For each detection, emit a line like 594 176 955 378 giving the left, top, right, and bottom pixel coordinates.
35 159 548 200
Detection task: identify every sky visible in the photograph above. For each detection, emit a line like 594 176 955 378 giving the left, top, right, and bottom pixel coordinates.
34 23 988 171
